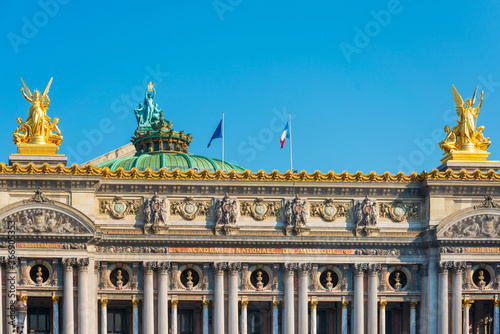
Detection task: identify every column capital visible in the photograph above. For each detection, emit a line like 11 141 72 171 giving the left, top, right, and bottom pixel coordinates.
283 262 298 274
101 299 108 308
352 263 366 276
171 300 178 308
437 261 452 273
142 261 157 274
463 299 471 308
241 300 249 308
202 299 210 308
367 263 381 275
379 301 387 309
62 258 76 270
76 258 89 270
214 262 228 275
310 301 318 309
298 263 312 275
272 300 280 308
410 301 418 309
132 299 139 307
450 261 466 273
228 262 241 274
158 261 170 274
494 299 500 307
52 296 59 304
341 300 349 309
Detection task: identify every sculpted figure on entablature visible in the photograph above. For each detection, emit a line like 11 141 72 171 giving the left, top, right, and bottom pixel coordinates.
143 193 169 226
283 195 309 236
0 208 86 234
443 214 500 238
353 196 379 236
213 194 239 235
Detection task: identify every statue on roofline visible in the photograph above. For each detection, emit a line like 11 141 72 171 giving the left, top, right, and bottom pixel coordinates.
439 85 490 155
13 77 63 147
134 81 163 129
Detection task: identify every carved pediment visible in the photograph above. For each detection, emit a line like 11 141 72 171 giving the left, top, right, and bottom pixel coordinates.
437 207 500 239
0 203 95 235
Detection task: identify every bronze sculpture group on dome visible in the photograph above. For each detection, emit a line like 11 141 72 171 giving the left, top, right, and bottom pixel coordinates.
438 85 496 167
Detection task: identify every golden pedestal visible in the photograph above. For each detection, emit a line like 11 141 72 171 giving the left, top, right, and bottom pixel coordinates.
15 142 60 156
438 150 500 172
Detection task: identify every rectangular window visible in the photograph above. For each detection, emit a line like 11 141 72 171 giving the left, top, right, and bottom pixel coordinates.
107 309 128 334
28 308 51 334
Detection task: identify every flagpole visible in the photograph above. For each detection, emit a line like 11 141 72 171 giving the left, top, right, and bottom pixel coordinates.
222 112 225 171
289 112 293 172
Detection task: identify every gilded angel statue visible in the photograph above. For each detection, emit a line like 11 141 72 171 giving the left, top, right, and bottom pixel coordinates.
439 85 490 154
13 77 63 147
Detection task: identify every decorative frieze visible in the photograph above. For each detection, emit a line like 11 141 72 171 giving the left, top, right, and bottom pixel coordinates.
171 197 209 220
99 197 140 219
95 246 169 254
240 198 280 221
355 248 425 256
310 199 349 222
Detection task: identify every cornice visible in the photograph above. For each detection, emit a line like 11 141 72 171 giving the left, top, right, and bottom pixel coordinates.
2 163 500 183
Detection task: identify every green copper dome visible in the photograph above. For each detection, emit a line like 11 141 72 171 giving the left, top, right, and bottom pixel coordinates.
97 153 244 173
97 84 245 172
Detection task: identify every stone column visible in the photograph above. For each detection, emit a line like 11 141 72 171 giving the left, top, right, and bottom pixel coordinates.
143 262 156 334
202 300 209 334
100 299 107 334
283 263 297 334
0 261 3 334
410 301 417 334
21 295 28 334
132 299 139 334
272 300 279 334
6 259 17 334
213 262 227 334
63 258 75 334
77 258 89 334
241 300 248 334
353 264 365 334
437 262 449 334
299 263 311 334
379 301 387 334
171 300 178 334
311 301 318 334
463 299 471 334
52 296 60 334
451 262 465 334
420 264 428 334
228 263 241 334
158 262 170 334
367 264 380 334
341 301 349 334
494 299 499 334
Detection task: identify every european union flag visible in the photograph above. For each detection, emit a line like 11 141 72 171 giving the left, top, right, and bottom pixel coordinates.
207 119 222 148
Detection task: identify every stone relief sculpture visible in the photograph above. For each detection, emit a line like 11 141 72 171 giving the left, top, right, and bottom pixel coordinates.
143 193 169 233
99 197 140 219
353 196 379 236
444 214 500 238
310 199 349 222
240 198 281 221
0 209 85 234
379 200 419 222
170 197 209 220
213 193 239 235
283 195 309 236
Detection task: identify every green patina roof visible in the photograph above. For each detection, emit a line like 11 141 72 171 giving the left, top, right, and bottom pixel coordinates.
97 153 245 173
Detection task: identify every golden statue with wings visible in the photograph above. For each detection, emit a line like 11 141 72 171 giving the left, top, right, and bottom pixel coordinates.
439 85 493 163
13 77 63 155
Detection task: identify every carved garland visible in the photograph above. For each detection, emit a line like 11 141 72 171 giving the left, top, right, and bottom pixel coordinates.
379 200 419 222
310 199 349 222
99 197 140 219
240 198 281 221
170 197 209 220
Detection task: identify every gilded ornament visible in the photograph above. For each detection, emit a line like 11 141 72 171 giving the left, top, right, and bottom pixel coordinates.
439 85 497 163
171 197 209 220
240 198 280 221
13 77 63 155
379 200 419 222
310 199 349 222
99 197 140 219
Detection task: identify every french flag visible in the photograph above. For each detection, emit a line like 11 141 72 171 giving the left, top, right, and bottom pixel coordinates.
280 121 290 148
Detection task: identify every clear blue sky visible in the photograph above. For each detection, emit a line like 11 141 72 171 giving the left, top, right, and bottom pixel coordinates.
2 1 500 174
